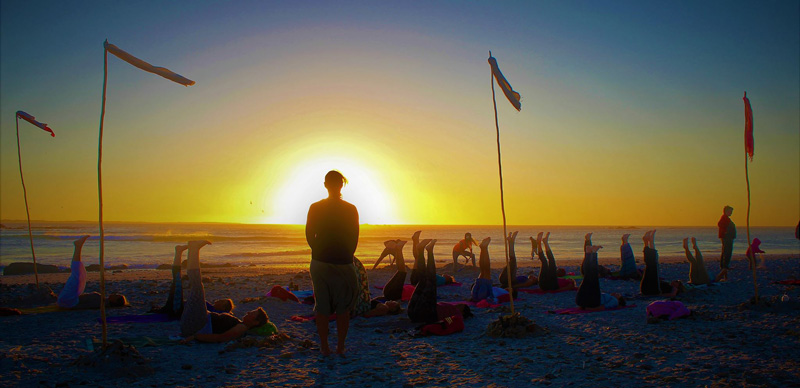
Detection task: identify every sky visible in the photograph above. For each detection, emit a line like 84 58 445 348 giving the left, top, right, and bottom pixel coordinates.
1 1 798 226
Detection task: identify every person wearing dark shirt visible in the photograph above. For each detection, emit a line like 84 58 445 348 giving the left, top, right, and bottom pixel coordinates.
180 240 268 343
717 205 736 281
305 170 360 356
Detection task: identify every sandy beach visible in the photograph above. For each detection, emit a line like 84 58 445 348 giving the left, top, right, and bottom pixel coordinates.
1 252 799 387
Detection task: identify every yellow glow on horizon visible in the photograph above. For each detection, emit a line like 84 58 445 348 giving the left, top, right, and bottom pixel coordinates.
264 141 399 225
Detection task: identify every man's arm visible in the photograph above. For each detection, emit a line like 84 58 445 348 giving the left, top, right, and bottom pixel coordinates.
305 204 317 249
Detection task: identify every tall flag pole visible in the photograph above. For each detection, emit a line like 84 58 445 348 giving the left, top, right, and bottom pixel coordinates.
15 111 55 289
97 40 195 348
488 51 521 314
743 91 758 302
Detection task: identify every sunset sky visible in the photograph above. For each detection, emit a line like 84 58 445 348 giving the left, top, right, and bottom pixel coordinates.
1 1 798 226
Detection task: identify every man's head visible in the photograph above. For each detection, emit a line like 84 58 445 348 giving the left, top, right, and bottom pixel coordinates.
724 205 734 216
243 307 269 328
324 170 347 197
212 298 235 313
108 293 127 307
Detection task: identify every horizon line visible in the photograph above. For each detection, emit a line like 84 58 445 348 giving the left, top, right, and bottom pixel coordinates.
1 219 796 228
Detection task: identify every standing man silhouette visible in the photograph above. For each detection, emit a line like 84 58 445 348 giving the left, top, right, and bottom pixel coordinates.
306 170 359 356
718 205 736 281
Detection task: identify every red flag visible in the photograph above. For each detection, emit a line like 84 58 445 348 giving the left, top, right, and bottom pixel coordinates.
16 111 55 137
743 92 753 161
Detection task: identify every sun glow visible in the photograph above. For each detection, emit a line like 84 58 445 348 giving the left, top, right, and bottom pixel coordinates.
266 156 398 225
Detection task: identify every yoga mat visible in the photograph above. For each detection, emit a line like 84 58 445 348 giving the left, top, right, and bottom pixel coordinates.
18 305 61 314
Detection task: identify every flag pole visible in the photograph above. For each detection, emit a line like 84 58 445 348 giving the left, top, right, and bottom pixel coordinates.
15 116 40 289
489 51 515 314
97 42 109 348
745 144 757 302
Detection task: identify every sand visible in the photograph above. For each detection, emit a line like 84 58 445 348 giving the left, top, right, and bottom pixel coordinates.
1 253 799 387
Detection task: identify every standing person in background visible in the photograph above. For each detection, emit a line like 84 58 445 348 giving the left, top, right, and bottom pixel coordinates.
718 206 736 281
452 232 479 270
306 170 360 356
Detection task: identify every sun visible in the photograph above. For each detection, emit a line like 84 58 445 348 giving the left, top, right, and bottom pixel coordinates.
265 157 397 225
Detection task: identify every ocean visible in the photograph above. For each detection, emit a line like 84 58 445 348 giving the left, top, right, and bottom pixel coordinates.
1 221 798 273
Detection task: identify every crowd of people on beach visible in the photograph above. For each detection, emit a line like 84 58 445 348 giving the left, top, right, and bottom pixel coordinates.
4 168 780 358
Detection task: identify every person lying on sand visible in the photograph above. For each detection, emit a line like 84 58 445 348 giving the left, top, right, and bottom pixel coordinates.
470 237 494 302
362 299 403 317
500 231 529 293
149 244 236 318
383 240 408 301
683 237 718 285
575 244 627 311
407 239 472 322
640 230 684 297
180 240 269 343
408 239 439 323
618 234 642 280
452 232 479 269
372 239 398 269
536 232 577 292
409 231 426 286
56 235 128 310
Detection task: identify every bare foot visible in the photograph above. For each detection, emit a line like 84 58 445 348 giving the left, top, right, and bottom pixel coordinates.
74 235 90 247
426 239 437 252
682 238 689 251
188 240 212 250
621 234 630 244
417 239 432 254
642 230 651 245
585 244 603 253
584 232 592 242
529 237 538 257
536 232 544 251
480 237 491 248
395 240 407 251
543 232 551 245
175 244 188 252
691 237 697 248
412 230 422 244
320 345 332 356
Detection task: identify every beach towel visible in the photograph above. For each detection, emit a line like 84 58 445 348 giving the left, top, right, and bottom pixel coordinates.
102 313 173 324
266 285 301 302
775 279 800 285
419 315 464 336
548 304 636 315
646 300 690 320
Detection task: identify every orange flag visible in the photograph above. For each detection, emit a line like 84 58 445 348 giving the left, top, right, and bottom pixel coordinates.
743 92 754 161
16 111 55 137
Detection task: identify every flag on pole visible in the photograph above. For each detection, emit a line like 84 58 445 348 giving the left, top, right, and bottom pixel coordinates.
743 92 754 161
104 41 195 86
488 55 521 111
16 111 55 137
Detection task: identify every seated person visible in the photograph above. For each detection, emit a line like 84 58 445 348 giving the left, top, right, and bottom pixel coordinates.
640 230 683 297
57 235 128 310
536 232 577 292
180 240 269 343
351 256 373 318
575 244 627 311
470 237 494 302
408 239 439 323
